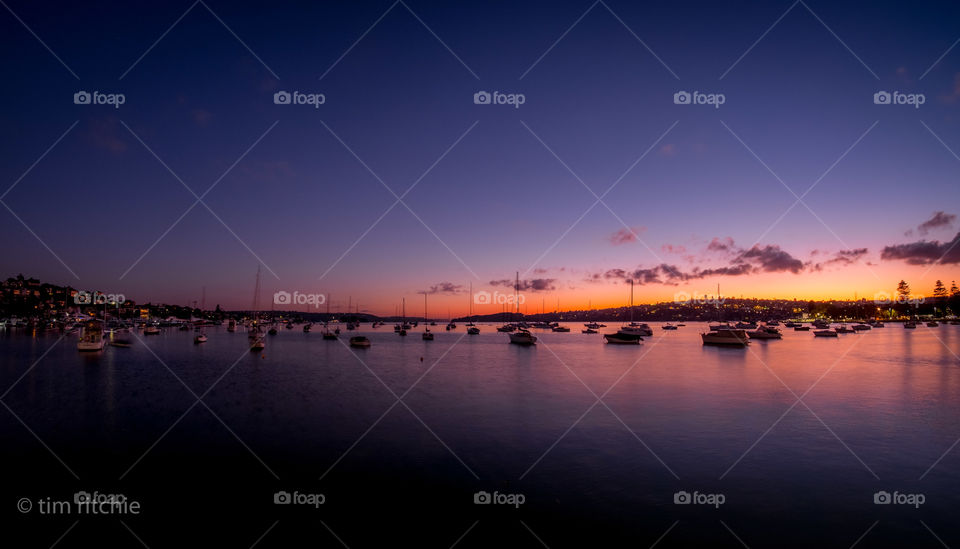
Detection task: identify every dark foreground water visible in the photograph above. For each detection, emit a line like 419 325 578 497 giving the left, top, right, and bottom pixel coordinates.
3 322 960 547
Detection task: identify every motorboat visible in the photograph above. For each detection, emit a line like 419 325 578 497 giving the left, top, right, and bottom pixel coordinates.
793 326 811 331
701 328 749 346
904 321 917 329
851 323 871 331
582 328 598 334
551 325 571 332
77 322 105 351
662 324 678 330
735 321 758 330
835 325 856 334
927 321 939 327
814 329 838 337
584 323 601 329
508 329 537 345
194 332 208 344
497 324 516 333
303 323 312 333
747 326 782 339
249 336 265 351
349 336 371 348
467 326 480 335
144 324 161 335
708 323 735 331
109 338 132 348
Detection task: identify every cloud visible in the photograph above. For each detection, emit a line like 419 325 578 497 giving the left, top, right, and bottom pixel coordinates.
881 232 960 265
84 117 127 154
608 226 646 245
706 237 735 253
419 282 463 295
662 244 687 254
735 245 805 273
658 144 676 156
810 248 869 271
917 211 956 236
489 278 557 291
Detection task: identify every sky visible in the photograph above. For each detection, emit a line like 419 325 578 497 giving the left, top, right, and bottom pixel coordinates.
1 0 959 316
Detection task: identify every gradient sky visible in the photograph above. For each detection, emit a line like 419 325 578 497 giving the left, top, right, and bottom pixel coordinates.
1 0 959 316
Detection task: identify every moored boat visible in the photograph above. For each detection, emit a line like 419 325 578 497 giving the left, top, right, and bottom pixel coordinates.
701 328 749 346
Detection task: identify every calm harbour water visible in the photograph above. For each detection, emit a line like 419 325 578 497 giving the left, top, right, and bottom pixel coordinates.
3 322 960 547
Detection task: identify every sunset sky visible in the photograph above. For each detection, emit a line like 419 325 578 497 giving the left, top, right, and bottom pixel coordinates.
1 0 959 316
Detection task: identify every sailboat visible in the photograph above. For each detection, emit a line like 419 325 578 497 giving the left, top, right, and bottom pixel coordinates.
248 266 265 351
422 293 434 340
701 284 748 347
507 272 537 345
467 282 480 335
399 298 407 336
603 280 644 344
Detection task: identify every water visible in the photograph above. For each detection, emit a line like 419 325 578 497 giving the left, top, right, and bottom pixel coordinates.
3 323 960 547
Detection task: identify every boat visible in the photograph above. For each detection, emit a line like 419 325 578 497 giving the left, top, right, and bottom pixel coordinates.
709 323 735 331
248 266 265 351
303 323 312 333
904 321 917 329
851 323 871 331
77 322 105 351
951 320 960 326
509 329 537 345
927 321 939 327
662 324 678 330
784 321 801 328
285 322 294 330
349 336 371 348
812 319 830 329
422 294 434 340
466 287 480 334
747 326 782 340
194 331 208 344
399 298 407 336
735 321 758 330
551 325 571 332
322 329 337 340
604 280 645 344
814 329 838 337
835 325 856 334
604 333 641 344
268 326 278 335
870 321 885 328
766 320 780 326
144 323 160 335
584 322 600 329
505 273 533 345
793 326 811 331
701 328 749 346
179 323 190 331
582 328 598 334
497 324 515 332
227 319 237 332
109 338 132 348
